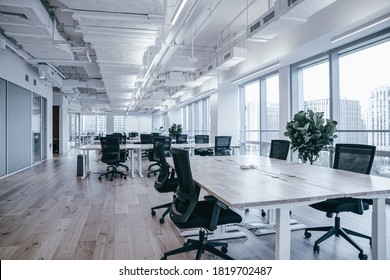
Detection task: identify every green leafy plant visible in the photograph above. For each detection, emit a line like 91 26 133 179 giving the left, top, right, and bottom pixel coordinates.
168 123 182 136
284 110 338 165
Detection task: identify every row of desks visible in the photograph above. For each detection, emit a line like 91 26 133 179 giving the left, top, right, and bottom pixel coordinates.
79 143 240 179
167 155 390 260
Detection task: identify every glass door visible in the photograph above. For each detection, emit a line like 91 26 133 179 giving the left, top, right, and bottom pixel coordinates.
32 93 41 163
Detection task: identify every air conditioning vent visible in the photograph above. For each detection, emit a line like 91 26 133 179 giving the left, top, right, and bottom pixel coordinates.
263 10 275 24
250 20 261 33
247 0 336 42
0 11 28 19
287 0 299 7
217 47 247 70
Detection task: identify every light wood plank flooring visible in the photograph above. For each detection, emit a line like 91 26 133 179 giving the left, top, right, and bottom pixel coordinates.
0 149 389 260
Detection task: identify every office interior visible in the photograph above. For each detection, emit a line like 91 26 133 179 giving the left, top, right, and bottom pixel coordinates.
0 0 390 260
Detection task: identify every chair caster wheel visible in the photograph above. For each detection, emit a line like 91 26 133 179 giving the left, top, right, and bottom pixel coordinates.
147 174 150 178
245 208 249 212
159 218 165 224
124 176 126 179
221 245 228 253
98 177 102 181
359 253 368 260
313 244 320 253
261 210 266 217
161 256 167 260
110 178 113 181
304 231 311 238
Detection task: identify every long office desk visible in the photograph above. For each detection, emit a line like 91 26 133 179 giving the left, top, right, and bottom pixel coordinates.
80 143 241 179
174 154 390 260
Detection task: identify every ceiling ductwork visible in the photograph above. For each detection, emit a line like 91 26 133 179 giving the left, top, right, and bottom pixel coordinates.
247 0 336 42
0 0 74 60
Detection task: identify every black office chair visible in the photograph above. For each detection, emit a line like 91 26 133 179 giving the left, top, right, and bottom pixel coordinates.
147 136 172 177
161 148 242 260
175 134 188 144
106 134 129 172
304 143 376 260
140 133 154 158
151 142 179 224
128 132 138 138
194 135 213 156
214 136 232 156
269 139 290 160
258 139 291 217
98 137 127 181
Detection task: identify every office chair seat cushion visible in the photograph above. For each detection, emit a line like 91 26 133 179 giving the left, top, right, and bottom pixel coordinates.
310 197 370 215
194 148 213 156
173 200 242 230
154 178 179 193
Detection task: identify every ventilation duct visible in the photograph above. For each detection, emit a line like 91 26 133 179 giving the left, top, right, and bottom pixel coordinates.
217 47 247 70
38 64 63 88
247 0 336 42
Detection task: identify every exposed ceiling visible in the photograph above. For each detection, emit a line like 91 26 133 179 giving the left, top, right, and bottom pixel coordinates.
0 0 342 115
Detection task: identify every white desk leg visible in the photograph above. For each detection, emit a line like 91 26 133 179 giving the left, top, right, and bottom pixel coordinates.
137 148 144 177
371 198 387 260
81 150 90 180
275 208 291 260
129 149 135 178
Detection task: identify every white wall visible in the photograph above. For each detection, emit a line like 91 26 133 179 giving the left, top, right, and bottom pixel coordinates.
216 82 240 145
0 47 54 160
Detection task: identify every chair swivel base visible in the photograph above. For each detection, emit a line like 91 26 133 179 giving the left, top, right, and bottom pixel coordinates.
161 229 233 260
98 167 127 181
304 216 371 260
151 202 171 224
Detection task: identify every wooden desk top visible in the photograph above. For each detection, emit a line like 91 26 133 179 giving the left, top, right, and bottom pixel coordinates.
168 155 390 210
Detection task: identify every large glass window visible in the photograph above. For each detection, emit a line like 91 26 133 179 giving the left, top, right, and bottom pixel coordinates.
184 97 210 137
240 73 280 156
291 31 390 177
338 39 390 177
81 115 106 135
113 115 125 133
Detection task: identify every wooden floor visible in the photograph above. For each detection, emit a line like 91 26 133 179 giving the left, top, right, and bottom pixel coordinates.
0 149 389 260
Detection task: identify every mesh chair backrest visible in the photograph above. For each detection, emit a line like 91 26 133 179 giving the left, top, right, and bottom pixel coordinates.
171 148 200 223
140 133 153 144
333 144 376 174
176 134 188 144
100 137 120 164
194 135 209 143
154 142 171 190
215 136 231 155
269 140 290 160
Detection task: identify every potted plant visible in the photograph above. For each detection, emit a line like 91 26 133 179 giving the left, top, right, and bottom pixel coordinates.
284 110 338 165
168 123 182 136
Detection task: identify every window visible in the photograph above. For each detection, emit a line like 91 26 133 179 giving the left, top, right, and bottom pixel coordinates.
183 97 210 137
338 38 390 178
291 30 390 177
113 115 125 133
240 73 280 156
81 115 106 135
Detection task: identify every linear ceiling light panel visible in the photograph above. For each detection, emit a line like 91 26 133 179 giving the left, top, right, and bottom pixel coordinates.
231 61 280 84
331 12 390 43
171 0 188 25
